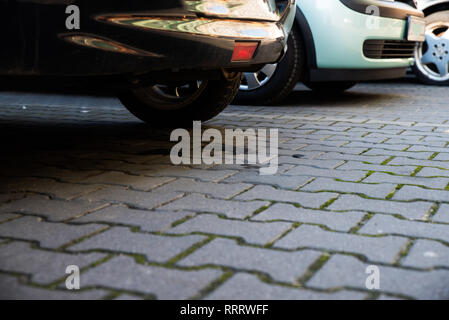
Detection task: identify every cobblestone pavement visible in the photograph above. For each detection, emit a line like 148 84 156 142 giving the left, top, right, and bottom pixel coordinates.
0 81 449 300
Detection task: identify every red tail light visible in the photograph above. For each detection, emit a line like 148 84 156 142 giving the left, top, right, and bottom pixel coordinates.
232 42 259 62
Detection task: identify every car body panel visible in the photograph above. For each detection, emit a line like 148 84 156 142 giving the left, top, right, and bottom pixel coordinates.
298 0 421 70
0 0 295 77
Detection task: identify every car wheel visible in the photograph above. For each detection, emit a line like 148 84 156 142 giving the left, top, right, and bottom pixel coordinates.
413 11 449 85
303 81 357 93
119 74 241 127
233 25 305 105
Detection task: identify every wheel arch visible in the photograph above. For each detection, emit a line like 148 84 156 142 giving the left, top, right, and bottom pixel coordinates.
294 7 317 69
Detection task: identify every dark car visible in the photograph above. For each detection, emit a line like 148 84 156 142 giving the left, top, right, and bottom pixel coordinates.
0 0 296 125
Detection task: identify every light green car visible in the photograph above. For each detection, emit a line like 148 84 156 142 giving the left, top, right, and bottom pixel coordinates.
236 0 426 105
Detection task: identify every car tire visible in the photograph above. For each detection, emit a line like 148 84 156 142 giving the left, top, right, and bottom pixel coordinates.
413 11 449 86
303 81 357 93
233 24 305 105
119 74 241 127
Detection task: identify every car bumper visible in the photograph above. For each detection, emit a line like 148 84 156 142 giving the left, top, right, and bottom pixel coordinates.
42 0 296 76
299 0 424 75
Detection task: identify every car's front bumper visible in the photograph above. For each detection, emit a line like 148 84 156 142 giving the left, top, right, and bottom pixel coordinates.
299 0 424 76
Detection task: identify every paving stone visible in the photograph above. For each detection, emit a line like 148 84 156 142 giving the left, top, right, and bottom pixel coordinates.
363 172 449 189
169 214 292 245
153 178 252 199
160 194 269 219
0 195 107 222
0 275 108 300
359 214 449 244
336 161 416 175
433 204 449 223
73 205 192 232
393 186 449 201
0 213 20 224
142 165 237 182
362 149 433 160
308 255 449 299
206 273 366 300
402 240 449 269
0 177 102 200
252 203 364 232
178 238 321 283
236 185 338 208
328 195 433 220
389 157 449 169
283 165 367 181
81 187 183 209
80 256 222 299
69 226 205 263
301 177 395 198
277 157 344 169
315 152 389 164
81 172 174 191
434 153 449 161
0 242 105 284
224 172 312 190
274 225 406 263
0 193 27 204
416 167 449 177
0 216 104 248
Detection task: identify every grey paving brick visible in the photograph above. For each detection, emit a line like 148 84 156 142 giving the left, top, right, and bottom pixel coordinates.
81 172 174 191
153 178 252 199
160 194 269 219
433 204 449 223
283 165 368 181
0 193 27 204
308 255 449 299
393 186 449 201
69 226 205 263
0 177 102 200
434 153 449 161
0 195 107 222
169 214 292 245
274 225 406 263
178 238 321 283
301 177 395 198
81 187 183 209
206 273 366 300
81 256 222 299
402 240 449 269
0 275 108 300
315 152 389 164
277 157 344 169
0 216 104 248
336 161 416 175
224 172 312 190
0 213 20 224
0 242 105 284
359 214 449 244
236 185 338 208
363 172 449 189
416 167 449 177
252 203 364 232
344 142 411 151
142 165 237 182
362 149 433 160
389 157 449 169
328 195 433 220
73 205 193 232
